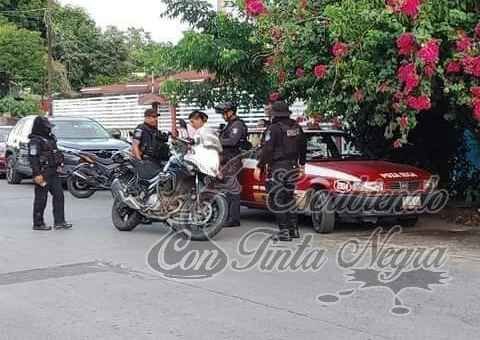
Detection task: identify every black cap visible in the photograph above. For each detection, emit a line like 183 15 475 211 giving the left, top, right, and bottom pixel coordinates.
144 108 159 117
215 102 237 114
271 101 291 118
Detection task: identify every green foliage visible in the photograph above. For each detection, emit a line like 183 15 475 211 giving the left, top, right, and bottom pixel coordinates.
0 96 41 117
0 23 45 92
0 0 47 34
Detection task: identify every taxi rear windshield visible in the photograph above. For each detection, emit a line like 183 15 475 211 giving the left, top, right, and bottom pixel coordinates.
306 133 366 161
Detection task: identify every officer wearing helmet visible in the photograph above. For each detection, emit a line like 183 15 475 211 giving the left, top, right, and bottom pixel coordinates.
254 101 307 241
28 116 72 231
215 102 248 228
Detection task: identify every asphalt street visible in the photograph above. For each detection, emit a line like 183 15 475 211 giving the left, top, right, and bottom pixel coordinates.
0 179 479 340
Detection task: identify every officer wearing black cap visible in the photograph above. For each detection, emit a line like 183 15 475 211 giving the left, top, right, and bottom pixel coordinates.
132 108 169 164
28 116 72 231
254 101 307 241
215 102 248 228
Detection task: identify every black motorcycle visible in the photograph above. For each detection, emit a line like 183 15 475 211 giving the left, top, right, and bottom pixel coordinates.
110 132 227 241
66 150 125 199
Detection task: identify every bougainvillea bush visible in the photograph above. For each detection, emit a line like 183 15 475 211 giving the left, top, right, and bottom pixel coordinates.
162 0 479 193
242 0 479 148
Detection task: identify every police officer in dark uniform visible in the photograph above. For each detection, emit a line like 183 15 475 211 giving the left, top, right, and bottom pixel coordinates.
29 116 72 231
254 101 307 241
216 102 248 228
132 108 169 165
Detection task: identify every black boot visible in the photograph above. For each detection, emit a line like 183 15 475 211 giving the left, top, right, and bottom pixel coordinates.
33 224 52 231
224 193 241 228
271 229 292 242
289 227 300 239
54 222 73 230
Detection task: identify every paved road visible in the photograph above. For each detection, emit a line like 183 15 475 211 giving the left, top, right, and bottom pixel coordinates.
0 180 479 340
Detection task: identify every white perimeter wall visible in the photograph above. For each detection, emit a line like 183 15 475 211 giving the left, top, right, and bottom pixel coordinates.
53 95 305 136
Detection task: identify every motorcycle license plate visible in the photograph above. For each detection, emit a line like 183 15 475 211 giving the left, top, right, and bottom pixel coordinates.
402 195 421 209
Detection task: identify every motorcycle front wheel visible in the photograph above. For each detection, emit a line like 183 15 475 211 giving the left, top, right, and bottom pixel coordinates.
112 197 142 232
172 191 228 241
67 175 96 199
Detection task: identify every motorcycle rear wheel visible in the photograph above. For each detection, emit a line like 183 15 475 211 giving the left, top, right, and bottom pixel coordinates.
67 175 96 199
112 197 142 232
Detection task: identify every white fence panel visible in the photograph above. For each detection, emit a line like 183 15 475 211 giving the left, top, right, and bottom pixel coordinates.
54 95 306 136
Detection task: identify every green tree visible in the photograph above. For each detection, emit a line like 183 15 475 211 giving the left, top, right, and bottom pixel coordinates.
161 0 272 109
0 0 47 34
0 23 45 92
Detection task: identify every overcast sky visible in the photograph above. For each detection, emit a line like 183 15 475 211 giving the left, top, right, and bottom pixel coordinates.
58 0 217 43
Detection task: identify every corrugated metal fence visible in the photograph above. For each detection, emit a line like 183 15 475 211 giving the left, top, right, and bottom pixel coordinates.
53 95 305 137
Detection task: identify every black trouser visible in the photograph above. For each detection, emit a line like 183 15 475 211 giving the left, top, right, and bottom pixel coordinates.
33 172 65 227
219 156 242 224
266 161 298 230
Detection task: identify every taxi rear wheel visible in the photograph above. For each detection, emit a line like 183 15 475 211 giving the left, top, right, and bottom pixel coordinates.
311 191 335 234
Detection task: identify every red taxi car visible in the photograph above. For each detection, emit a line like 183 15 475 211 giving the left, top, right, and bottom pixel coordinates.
240 125 439 233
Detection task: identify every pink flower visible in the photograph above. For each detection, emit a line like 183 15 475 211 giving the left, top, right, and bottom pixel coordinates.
407 95 431 111
417 40 439 64
264 56 274 67
398 63 420 93
471 87 480 98
475 23 480 39
463 56 480 77
245 0 267 16
424 63 437 78
377 82 391 93
399 115 409 129
353 89 365 103
400 0 422 19
456 34 472 52
296 67 305 78
271 27 283 41
269 92 281 102
445 60 462 74
393 139 403 149
397 33 417 56
332 42 349 59
313 64 328 79
386 0 402 13
473 98 480 121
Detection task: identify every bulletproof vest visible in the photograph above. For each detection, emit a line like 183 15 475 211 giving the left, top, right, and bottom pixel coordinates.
221 118 249 160
272 120 302 162
139 124 169 161
34 136 63 169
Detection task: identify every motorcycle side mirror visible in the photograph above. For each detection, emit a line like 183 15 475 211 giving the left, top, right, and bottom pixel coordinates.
110 128 122 140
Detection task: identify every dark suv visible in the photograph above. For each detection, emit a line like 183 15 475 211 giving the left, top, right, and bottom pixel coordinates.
5 116 130 184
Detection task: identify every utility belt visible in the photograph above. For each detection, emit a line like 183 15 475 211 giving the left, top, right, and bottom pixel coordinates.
271 157 298 166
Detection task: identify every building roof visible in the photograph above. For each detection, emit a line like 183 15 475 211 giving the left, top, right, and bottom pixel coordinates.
79 71 213 97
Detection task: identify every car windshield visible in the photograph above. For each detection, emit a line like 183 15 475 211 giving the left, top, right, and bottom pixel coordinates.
306 132 368 161
53 120 110 139
0 128 11 142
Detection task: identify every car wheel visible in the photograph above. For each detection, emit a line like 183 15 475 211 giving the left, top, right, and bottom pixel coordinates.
398 216 419 228
311 190 335 234
6 156 22 184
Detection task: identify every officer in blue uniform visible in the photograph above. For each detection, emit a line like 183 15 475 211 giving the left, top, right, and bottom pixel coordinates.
29 116 72 231
254 101 307 241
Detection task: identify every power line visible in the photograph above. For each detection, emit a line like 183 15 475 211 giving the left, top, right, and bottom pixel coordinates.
0 8 47 14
